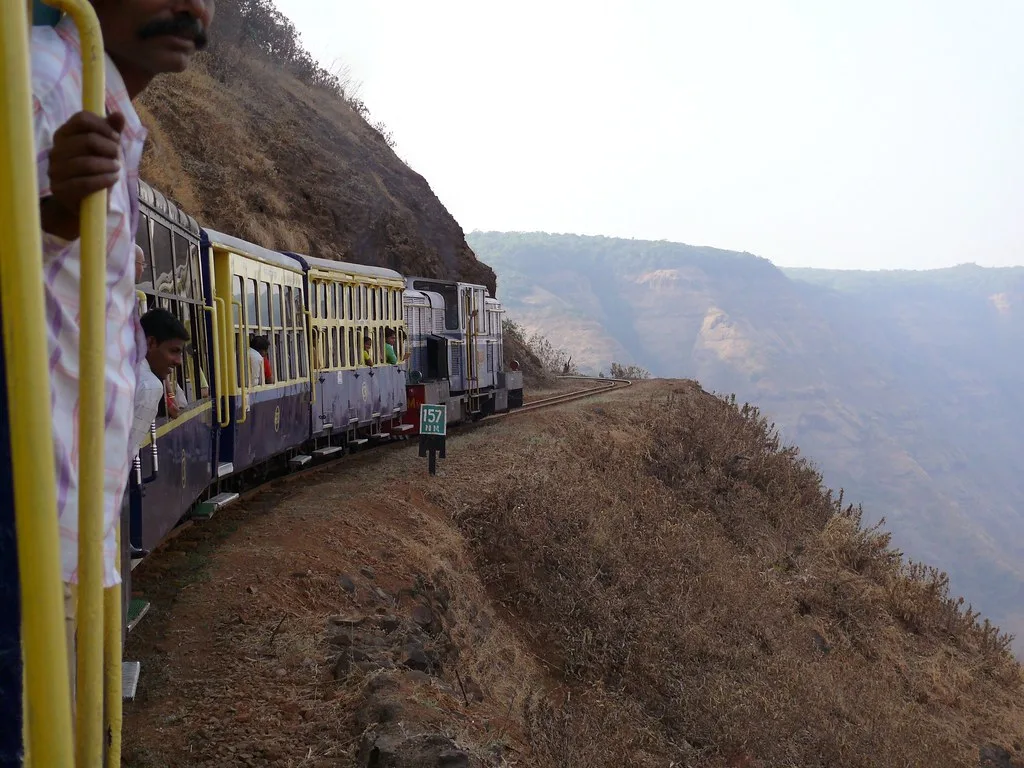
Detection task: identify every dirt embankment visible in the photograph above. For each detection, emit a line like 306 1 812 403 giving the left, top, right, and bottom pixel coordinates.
123 382 1024 767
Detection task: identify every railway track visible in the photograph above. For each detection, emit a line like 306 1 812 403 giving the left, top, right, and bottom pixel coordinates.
189 376 632 510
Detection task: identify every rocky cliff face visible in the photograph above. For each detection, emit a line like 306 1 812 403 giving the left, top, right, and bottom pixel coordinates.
136 39 494 292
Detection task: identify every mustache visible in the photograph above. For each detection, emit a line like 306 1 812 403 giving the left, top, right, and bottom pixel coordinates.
138 14 208 50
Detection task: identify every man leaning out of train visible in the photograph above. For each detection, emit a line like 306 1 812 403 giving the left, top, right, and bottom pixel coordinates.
139 308 189 421
30 0 216 706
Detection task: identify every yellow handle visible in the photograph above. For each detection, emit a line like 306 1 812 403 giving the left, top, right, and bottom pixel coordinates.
213 296 230 428
305 309 316 404
203 304 222 426
103 546 121 768
38 0 109 763
0 2 74 766
232 298 248 424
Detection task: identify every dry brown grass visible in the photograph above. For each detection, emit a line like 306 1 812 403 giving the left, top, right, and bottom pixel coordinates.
123 380 1023 767
438 382 1024 767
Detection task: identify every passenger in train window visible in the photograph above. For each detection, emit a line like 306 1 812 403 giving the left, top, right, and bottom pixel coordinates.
140 308 189 420
249 335 269 386
362 335 374 366
134 243 146 283
385 328 409 365
31 0 216 701
384 328 398 365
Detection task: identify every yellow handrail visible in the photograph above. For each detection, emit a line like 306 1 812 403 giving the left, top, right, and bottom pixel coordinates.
0 2 74 766
305 309 316 404
232 298 248 424
103 531 121 767
214 296 230 427
204 303 223 426
39 0 109 761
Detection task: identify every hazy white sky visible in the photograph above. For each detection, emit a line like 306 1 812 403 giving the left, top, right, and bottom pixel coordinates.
273 0 1023 270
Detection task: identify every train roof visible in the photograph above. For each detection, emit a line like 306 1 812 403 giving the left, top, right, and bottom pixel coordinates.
406 276 491 295
138 179 199 237
202 229 303 272
284 252 404 283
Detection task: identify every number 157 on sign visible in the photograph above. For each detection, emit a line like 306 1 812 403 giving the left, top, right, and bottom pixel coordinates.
420 404 447 436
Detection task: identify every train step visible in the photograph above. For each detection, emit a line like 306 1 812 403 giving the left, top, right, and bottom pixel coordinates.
217 462 233 478
289 454 312 468
320 423 333 430
349 438 369 447
122 660 141 700
195 491 240 520
312 446 344 458
390 424 414 433
127 598 150 633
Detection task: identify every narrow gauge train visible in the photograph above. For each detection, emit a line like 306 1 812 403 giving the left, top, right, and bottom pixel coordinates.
125 180 522 632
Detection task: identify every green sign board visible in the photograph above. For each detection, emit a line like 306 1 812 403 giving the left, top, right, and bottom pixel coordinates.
420 404 447 436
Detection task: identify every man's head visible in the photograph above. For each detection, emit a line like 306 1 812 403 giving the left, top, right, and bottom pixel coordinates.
91 0 216 94
251 335 270 357
385 329 396 345
135 243 146 283
140 307 189 378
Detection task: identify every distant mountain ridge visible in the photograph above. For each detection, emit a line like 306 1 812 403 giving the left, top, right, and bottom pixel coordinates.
468 230 1024 651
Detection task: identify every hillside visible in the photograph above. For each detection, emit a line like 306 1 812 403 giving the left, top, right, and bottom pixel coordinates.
467 231 1024 653
135 0 494 291
123 382 1024 767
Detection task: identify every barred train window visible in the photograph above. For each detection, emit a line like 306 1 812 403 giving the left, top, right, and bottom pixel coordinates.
294 287 307 377
233 276 243 385
173 233 190 296
135 215 153 290
151 223 173 294
272 284 284 381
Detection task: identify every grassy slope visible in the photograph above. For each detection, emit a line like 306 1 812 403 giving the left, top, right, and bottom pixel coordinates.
124 382 1024 767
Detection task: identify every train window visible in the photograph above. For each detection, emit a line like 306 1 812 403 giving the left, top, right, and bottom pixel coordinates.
272 284 282 327
344 285 352 320
245 278 258 327
260 282 271 331
172 233 190 296
151 222 174 294
330 284 338 320
233 276 244 385
331 327 339 367
179 305 196 403
192 303 209 399
284 286 293 327
135 216 153 289
371 288 377 321
347 327 355 368
318 283 327 318
295 329 306 378
284 330 294 379
190 244 202 299
273 330 284 381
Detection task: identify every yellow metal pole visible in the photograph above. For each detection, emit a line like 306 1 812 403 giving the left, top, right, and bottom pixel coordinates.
0 2 74 767
42 0 109 763
103 533 121 767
